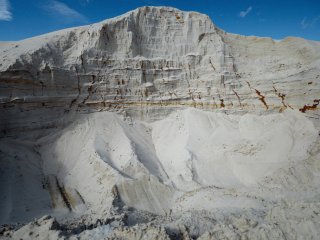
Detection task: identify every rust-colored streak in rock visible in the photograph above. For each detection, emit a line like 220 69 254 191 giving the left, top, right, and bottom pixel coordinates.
232 90 242 107
272 85 293 109
255 89 268 110
220 99 225 108
245 81 252 89
299 99 320 113
0 78 38 85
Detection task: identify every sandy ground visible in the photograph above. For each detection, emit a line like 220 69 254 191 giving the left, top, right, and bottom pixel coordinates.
0 6 320 240
1 108 319 239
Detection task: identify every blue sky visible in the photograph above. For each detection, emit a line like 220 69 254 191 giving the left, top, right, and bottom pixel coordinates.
0 0 319 41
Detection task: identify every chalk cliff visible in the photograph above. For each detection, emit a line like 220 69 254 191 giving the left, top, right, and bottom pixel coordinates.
1 6 319 135
1 6 320 240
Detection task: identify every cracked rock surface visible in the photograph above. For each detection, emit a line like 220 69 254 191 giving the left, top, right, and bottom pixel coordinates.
1 6 320 240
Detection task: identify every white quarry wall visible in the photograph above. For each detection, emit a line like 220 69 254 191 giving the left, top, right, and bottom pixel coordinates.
1 7 319 136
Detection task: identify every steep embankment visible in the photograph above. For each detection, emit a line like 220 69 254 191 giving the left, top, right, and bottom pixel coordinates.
0 6 319 137
0 6 320 239
1 108 320 239
38 108 318 215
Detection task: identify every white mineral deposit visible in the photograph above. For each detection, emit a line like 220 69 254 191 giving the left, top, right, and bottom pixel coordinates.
0 6 319 240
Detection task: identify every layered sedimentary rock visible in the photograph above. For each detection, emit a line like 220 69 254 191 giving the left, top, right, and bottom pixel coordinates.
1 6 319 135
1 6 320 240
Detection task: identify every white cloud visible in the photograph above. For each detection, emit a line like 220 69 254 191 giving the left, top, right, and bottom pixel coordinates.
239 6 252 18
0 0 12 21
301 17 308 29
79 0 91 5
45 0 87 23
301 16 320 29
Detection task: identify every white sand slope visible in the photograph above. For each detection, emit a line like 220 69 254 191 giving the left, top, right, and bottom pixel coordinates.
1 108 319 239
0 140 51 225
152 109 317 190
39 111 174 216
35 109 318 215
0 5 320 239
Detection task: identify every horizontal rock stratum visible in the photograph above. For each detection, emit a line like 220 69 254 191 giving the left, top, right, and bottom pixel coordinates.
0 6 320 240
0 6 319 135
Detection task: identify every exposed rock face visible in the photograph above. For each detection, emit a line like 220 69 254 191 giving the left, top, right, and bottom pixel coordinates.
1 6 320 240
1 6 319 135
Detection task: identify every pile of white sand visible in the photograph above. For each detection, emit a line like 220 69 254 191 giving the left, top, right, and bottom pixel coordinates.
1 108 319 239
37 108 318 215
